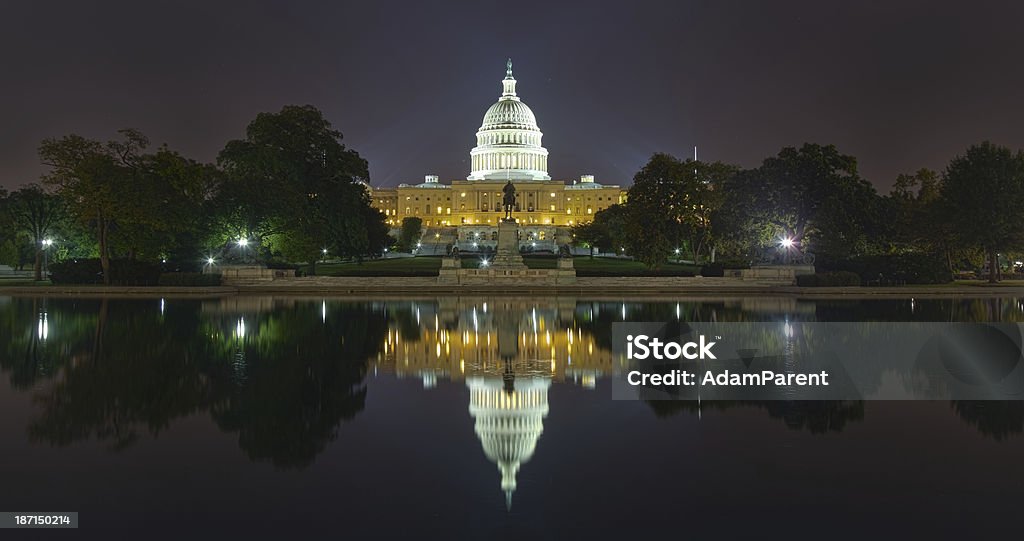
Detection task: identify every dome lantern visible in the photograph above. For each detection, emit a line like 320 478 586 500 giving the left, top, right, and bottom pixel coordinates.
501 58 517 98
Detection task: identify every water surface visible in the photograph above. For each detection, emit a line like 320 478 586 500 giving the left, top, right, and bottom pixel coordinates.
1 295 1022 538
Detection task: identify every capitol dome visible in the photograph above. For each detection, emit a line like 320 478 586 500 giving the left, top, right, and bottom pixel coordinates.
480 99 538 131
467 59 551 181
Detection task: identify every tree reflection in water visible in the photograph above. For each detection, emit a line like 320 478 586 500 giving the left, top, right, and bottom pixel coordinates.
646 400 866 434
0 297 387 467
0 295 1022 479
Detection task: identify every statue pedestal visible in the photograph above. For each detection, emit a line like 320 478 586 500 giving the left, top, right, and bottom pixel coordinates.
491 220 525 268
436 219 576 285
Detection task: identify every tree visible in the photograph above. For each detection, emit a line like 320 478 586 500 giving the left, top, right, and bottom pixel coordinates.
40 130 215 280
397 217 423 252
116 147 217 262
623 153 735 267
941 142 1024 282
573 204 628 257
718 143 878 262
216 105 386 268
39 130 147 283
6 185 64 280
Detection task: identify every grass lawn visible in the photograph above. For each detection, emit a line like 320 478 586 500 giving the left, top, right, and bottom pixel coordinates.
314 256 701 277
562 257 701 276
0 275 50 287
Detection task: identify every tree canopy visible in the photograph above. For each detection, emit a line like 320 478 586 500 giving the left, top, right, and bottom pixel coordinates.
940 142 1024 282
215 105 388 270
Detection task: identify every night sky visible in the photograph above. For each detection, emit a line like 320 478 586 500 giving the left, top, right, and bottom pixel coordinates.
2 0 1023 191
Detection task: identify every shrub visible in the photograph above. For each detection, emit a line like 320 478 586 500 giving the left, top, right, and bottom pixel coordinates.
158 273 222 286
49 259 103 284
48 258 162 286
796 271 862 287
107 260 162 286
265 260 300 270
818 253 951 285
700 263 724 277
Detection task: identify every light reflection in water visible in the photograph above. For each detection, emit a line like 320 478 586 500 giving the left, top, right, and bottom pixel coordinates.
37 312 48 341
373 298 610 504
3 295 1024 516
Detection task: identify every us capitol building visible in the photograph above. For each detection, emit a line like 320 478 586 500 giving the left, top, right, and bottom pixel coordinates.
369 60 625 251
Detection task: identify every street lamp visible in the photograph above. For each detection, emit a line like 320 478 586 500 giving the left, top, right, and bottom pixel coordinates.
237 238 249 247
41 238 53 280
780 237 794 249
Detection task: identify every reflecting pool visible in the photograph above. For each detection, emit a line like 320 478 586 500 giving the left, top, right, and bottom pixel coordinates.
1 295 1023 538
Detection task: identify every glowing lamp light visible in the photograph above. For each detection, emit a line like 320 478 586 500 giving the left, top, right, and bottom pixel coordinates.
780 237 794 248
674 248 680 254
42 238 53 247
480 259 490 268
237 238 249 247
206 257 216 265
322 248 328 254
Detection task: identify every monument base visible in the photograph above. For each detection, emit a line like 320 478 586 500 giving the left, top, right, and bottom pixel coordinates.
437 220 576 285
491 220 525 269
217 265 296 285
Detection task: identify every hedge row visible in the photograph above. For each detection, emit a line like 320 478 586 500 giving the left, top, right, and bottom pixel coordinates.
796 271 862 287
49 259 162 285
49 259 222 286
818 253 951 285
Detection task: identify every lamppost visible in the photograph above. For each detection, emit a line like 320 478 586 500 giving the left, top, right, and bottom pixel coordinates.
41 238 53 280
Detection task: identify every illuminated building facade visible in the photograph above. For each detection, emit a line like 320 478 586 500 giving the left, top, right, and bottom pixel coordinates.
370 60 626 251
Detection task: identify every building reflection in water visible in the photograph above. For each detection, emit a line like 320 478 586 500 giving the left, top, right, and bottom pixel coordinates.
468 376 549 509
375 296 608 506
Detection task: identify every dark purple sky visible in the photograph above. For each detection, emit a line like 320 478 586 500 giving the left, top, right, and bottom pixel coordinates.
2 0 1023 191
